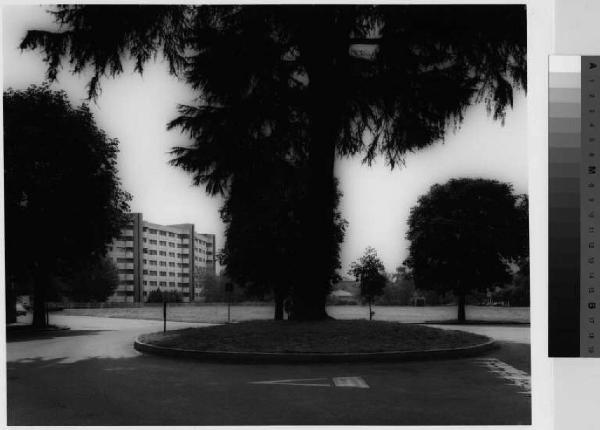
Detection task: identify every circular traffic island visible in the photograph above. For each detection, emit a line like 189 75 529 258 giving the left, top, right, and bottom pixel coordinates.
135 320 496 363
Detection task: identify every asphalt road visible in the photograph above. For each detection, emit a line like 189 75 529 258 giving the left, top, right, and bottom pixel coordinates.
7 314 531 426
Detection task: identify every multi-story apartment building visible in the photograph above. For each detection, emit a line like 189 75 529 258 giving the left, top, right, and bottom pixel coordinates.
106 213 216 302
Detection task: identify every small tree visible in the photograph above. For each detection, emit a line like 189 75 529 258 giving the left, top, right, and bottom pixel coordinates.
146 289 164 303
349 247 388 320
404 178 528 322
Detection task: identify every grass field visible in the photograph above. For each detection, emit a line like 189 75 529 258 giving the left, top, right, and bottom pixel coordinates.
139 320 489 353
60 304 529 324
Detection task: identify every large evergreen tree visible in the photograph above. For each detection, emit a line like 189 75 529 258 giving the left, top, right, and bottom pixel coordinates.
4 85 130 327
219 160 347 320
22 5 526 320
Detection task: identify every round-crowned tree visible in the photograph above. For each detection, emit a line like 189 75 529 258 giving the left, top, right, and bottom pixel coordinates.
404 178 528 322
4 85 131 327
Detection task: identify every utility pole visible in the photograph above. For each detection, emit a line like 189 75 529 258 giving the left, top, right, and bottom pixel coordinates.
163 300 167 332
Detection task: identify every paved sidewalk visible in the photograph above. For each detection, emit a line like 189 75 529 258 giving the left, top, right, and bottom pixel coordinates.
8 315 210 364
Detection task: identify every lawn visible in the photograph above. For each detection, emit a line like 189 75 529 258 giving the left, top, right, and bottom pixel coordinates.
60 304 529 324
138 320 490 353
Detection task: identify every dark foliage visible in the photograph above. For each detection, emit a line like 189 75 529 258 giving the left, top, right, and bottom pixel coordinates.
61 257 119 302
377 266 416 305
196 270 246 303
146 288 182 303
219 160 347 319
22 5 526 319
4 85 131 326
404 178 528 321
502 194 530 306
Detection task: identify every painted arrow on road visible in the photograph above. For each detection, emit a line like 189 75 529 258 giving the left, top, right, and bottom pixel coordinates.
250 377 331 387
249 376 369 388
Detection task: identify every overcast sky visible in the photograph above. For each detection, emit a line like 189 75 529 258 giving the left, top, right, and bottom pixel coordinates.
3 5 528 277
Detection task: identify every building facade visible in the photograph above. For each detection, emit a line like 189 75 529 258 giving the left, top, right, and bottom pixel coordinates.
106 213 216 302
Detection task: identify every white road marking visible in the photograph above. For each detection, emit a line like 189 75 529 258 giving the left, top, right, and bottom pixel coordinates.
332 376 370 388
250 378 331 387
472 358 531 395
250 376 370 388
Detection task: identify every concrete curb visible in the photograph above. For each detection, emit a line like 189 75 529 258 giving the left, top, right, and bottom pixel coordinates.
134 335 498 364
424 320 530 326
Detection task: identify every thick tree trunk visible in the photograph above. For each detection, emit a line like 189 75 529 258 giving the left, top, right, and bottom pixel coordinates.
290 21 347 321
457 293 467 322
290 108 337 320
6 281 17 324
274 288 285 321
289 13 353 321
32 269 48 328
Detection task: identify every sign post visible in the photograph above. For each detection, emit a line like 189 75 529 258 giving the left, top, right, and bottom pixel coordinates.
225 282 233 323
163 301 167 332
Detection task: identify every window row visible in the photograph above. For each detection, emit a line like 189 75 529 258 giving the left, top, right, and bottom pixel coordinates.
118 280 135 285
194 238 214 247
142 270 189 277
115 291 134 296
115 247 134 253
118 269 134 274
143 227 190 240
143 259 189 268
144 228 175 237
116 257 134 263
143 281 190 288
143 238 191 248
142 248 189 258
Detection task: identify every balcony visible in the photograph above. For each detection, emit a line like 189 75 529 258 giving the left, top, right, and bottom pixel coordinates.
118 263 135 270
119 274 134 281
